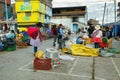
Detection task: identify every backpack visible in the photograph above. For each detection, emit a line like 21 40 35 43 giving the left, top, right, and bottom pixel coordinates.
28 27 39 39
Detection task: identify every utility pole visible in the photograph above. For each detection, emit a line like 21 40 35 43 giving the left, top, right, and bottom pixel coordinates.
106 8 108 24
5 0 8 28
102 2 106 25
114 0 117 23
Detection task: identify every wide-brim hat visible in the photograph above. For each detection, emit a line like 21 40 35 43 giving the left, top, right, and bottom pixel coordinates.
95 25 100 30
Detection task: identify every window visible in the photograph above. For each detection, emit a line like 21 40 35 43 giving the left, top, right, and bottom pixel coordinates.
25 12 31 17
72 17 78 22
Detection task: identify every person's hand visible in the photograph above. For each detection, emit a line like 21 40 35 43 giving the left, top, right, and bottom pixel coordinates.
36 34 39 39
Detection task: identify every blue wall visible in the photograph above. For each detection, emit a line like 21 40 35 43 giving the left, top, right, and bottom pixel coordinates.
113 24 120 37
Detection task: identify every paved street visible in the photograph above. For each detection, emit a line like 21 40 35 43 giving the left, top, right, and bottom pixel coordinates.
0 37 120 80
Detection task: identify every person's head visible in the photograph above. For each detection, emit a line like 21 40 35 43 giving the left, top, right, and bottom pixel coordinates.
52 24 57 29
36 22 43 29
59 24 62 27
105 27 109 31
109 25 113 28
78 36 82 38
85 27 87 30
11 30 15 34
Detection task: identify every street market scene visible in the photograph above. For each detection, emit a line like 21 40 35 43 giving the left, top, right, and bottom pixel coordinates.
0 0 120 80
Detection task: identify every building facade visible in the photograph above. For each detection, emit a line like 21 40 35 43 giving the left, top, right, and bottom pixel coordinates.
51 6 87 33
0 0 11 20
117 2 120 21
0 0 11 30
88 19 99 26
15 0 52 32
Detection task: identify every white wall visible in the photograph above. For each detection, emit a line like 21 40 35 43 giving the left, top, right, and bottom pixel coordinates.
51 16 85 31
51 16 72 27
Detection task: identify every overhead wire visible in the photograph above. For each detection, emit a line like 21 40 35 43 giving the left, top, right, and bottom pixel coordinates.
53 1 114 5
105 0 114 23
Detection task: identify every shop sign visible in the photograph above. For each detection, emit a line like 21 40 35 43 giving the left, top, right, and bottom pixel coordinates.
20 5 32 11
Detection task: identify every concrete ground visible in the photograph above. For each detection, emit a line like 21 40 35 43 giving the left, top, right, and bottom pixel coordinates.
0 36 120 80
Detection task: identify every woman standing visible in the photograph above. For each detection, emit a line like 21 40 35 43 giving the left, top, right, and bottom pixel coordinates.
29 22 43 55
51 25 58 47
106 25 113 48
91 25 102 48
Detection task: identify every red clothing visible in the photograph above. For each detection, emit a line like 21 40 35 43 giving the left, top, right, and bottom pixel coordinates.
28 27 42 41
99 42 108 48
52 28 58 35
38 31 42 42
91 37 102 43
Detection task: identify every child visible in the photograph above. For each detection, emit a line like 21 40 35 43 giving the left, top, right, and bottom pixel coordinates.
76 36 84 44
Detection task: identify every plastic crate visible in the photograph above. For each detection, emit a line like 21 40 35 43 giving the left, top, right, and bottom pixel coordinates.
16 41 28 48
5 45 16 51
45 48 60 59
34 58 51 70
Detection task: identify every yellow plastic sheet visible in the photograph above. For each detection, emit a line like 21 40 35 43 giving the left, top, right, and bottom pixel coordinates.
70 44 99 57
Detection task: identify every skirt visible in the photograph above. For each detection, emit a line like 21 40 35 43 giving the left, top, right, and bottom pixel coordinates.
30 38 42 48
91 37 102 43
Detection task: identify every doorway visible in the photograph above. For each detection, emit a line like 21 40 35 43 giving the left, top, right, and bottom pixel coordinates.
73 24 78 33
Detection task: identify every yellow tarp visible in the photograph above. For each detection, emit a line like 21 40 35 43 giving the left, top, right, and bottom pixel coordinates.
70 44 99 57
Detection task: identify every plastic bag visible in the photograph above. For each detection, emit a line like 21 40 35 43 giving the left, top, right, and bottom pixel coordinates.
107 48 120 54
99 50 114 57
35 50 44 59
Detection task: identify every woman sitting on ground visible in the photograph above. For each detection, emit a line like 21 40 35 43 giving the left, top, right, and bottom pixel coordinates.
6 30 16 39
